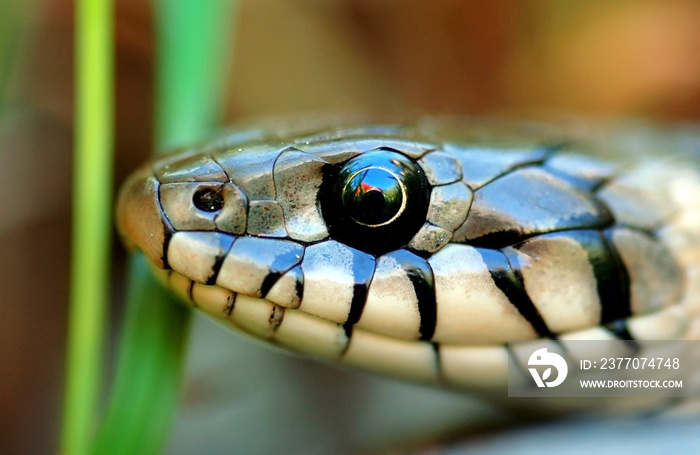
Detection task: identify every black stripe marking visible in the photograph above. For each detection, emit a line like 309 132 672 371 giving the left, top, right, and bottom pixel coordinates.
506 343 534 380
295 270 304 303
344 256 376 326
431 342 446 383
263 265 304 308
158 216 177 271
604 319 641 355
261 245 305 297
342 323 353 339
414 269 437 341
260 260 305 300
260 271 283 297
384 249 437 341
207 236 236 285
260 248 306 301
223 293 236 316
339 323 354 357
492 248 554 338
346 283 370 326
600 228 632 323
160 218 175 270
187 279 196 306
269 306 285 332
523 229 632 325
154 173 176 270
605 318 637 341
167 271 195 305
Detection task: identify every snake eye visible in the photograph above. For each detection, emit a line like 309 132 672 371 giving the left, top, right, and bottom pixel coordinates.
193 188 224 212
322 150 429 255
342 167 405 226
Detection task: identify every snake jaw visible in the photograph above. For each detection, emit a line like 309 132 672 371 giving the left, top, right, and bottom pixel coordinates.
116 165 169 268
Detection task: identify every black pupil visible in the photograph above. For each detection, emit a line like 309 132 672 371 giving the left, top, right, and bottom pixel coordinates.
193 188 224 212
321 149 429 255
342 168 403 226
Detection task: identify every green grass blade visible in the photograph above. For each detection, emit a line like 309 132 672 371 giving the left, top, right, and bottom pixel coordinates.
89 1 238 454
61 0 114 454
0 2 38 102
155 0 238 151
89 255 191 455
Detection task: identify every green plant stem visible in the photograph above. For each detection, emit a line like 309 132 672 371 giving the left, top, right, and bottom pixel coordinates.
89 1 238 454
61 0 114 454
89 256 191 455
155 0 237 151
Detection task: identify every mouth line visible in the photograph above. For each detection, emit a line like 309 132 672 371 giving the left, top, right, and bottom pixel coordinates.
145 260 510 390
162 230 306 307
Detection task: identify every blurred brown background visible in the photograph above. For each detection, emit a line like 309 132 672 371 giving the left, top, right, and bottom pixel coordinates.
3 0 700 453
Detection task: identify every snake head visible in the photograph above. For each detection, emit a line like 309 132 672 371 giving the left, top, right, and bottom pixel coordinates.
116 121 696 389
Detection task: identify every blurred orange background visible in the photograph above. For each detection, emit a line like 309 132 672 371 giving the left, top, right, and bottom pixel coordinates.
3 0 700 453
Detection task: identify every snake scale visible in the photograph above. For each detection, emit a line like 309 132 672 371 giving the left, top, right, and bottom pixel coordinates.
116 117 700 398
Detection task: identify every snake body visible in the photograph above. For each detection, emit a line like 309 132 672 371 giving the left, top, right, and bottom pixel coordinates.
117 118 700 391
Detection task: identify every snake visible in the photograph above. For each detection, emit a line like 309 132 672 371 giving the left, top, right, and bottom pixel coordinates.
116 116 700 399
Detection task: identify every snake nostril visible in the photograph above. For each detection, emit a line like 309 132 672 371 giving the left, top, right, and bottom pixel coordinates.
193 188 224 212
